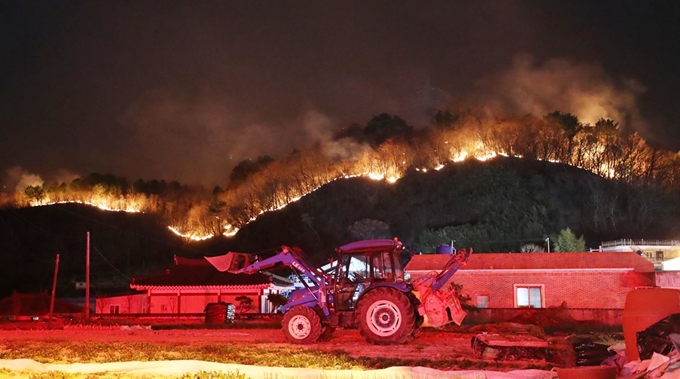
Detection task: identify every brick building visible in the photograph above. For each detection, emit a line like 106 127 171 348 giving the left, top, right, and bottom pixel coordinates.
405 252 654 314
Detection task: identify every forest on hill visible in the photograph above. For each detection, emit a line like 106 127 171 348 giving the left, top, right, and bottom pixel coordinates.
1 156 679 299
2 109 680 298
5 109 680 243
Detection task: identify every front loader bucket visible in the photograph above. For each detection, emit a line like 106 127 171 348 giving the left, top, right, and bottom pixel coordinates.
205 252 253 273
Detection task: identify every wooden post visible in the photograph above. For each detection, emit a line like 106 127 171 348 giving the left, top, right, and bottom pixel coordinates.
48 254 60 328
85 231 90 320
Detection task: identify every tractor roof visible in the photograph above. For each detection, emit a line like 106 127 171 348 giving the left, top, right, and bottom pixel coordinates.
336 239 403 254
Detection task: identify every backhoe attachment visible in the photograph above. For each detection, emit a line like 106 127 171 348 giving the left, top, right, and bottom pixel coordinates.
411 248 472 328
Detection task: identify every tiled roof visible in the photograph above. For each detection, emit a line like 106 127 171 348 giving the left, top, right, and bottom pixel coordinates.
0 292 83 315
404 252 655 273
130 256 293 289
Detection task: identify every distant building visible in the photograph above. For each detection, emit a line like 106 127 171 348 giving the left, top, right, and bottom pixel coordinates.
96 256 293 315
592 239 680 269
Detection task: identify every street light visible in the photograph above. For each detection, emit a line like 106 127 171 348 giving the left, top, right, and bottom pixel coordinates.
545 237 550 253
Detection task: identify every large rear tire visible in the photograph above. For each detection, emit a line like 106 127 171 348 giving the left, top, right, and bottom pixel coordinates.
282 306 322 344
356 287 416 345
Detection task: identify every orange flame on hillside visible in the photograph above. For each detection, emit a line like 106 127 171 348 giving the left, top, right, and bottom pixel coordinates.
27 145 518 241
26 128 659 242
35 198 142 213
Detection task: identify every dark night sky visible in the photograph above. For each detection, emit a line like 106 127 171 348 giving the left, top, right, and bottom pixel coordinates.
1 1 679 188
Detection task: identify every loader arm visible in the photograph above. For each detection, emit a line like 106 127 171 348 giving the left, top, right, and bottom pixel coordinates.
430 248 471 292
206 245 332 317
208 245 325 285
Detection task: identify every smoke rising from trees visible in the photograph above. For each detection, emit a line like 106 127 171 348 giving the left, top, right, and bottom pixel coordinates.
477 54 647 134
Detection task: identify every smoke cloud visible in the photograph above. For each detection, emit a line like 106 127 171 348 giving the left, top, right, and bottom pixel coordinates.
4 166 44 192
119 91 345 185
478 54 647 131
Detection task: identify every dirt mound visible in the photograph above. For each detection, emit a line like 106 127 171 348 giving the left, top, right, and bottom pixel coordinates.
509 303 575 327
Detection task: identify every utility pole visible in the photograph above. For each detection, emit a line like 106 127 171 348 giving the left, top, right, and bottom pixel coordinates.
85 231 90 320
49 254 60 328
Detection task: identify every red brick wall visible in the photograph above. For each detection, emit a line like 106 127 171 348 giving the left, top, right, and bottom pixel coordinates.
411 270 654 309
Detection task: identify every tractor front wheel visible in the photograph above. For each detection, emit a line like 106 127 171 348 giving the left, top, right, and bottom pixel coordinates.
356 287 416 345
282 306 322 344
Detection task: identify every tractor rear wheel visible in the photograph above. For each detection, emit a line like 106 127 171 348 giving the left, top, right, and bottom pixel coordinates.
356 287 416 345
282 306 322 344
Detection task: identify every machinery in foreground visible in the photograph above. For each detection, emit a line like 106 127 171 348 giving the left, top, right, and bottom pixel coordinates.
207 239 471 345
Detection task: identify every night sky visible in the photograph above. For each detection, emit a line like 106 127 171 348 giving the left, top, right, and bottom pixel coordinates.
1 1 679 188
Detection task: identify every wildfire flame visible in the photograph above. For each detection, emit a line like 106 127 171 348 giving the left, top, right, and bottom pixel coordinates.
25 126 657 242
167 226 213 241
30 146 517 241
36 199 142 213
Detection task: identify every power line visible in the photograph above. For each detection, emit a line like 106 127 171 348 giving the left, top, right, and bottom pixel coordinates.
92 245 130 281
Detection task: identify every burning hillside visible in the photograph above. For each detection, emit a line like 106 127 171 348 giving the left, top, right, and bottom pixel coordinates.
12 111 680 241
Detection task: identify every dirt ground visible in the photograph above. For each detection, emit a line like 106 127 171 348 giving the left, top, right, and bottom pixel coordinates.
0 322 572 372
0 326 480 362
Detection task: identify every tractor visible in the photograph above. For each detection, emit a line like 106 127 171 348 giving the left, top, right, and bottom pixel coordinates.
207 238 471 345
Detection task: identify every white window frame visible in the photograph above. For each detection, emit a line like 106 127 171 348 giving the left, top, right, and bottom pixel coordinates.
513 284 545 308
476 294 489 308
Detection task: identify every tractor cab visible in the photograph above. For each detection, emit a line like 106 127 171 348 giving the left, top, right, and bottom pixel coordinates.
334 239 406 310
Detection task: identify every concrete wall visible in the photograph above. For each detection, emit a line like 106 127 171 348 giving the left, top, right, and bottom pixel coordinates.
147 291 263 314
96 294 148 314
656 271 680 289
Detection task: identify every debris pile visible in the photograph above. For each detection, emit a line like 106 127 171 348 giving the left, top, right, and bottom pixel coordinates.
572 338 615 366
637 314 680 361
509 302 576 329
600 314 680 378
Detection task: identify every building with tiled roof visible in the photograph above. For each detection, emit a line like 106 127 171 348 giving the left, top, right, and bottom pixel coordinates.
96 256 293 315
405 251 655 322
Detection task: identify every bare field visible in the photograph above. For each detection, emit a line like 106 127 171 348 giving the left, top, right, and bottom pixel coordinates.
0 325 556 372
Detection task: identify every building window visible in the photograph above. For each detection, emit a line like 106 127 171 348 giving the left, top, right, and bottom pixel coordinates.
109 304 120 314
160 304 168 312
476 295 489 308
656 251 664 260
514 285 544 308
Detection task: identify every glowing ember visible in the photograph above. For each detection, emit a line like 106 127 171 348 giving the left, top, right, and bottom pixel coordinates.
223 224 239 237
40 200 142 213
475 152 497 161
367 172 384 181
452 152 468 162
168 226 213 241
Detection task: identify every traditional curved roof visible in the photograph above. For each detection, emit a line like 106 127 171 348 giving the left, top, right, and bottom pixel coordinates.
130 256 293 290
